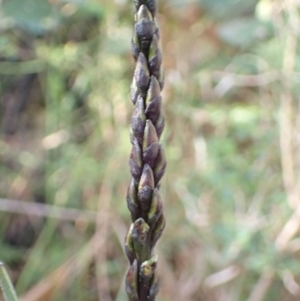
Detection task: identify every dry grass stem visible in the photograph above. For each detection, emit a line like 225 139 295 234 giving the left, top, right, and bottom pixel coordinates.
0 198 98 222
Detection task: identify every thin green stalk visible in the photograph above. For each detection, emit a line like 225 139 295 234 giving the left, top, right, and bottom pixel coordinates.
0 263 19 301
125 1 166 301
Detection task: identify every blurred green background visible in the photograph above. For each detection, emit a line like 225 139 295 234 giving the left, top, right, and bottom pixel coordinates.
1 0 300 300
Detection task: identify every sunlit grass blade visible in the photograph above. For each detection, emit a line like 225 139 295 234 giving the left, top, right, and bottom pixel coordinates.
0 263 19 301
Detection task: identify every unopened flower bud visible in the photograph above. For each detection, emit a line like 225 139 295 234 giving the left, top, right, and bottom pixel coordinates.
145 76 162 124
149 34 162 78
135 6 155 51
148 188 163 227
133 52 150 97
131 96 146 146
138 164 154 212
132 218 150 262
125 260 139 301
125 224 135 264
129 138 142 182
126 179 140 221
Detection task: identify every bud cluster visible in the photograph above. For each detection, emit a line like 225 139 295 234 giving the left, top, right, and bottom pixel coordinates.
125 1 166 300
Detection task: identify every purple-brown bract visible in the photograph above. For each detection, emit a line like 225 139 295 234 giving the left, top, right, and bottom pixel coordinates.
125 1 166 300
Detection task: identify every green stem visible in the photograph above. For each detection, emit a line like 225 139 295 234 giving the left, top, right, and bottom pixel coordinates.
0 263 19 301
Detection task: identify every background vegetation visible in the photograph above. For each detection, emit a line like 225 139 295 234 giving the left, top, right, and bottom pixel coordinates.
1 0 300 300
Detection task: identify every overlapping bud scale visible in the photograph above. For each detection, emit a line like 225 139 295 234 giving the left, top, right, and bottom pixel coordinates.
125 1 166 300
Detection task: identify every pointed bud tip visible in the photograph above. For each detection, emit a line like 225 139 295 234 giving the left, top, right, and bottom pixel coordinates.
146 76 161 106
139 163 155 188
143 120 159 151
137 4 153 21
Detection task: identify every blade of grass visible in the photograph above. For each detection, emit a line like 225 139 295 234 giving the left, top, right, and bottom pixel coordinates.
19 228 109 301
0 263 19 301
0 198 98 222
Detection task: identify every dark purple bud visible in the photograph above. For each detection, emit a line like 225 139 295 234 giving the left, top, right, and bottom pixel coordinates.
134 53 150 97
125 260 139 301
125 224 135 264
131 96 146 146
127 179 140 221
148 188 163 227
143 142 160 168
148 34 162 77
145 76 162 124
145 76 160 106
132 218 150 245
143 120 158 151
136 4 153 21
138 164 154 212
143 120 160 172
135 6 155 51
129 138 142 182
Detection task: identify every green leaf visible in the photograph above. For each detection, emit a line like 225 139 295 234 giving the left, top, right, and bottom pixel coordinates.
0 263 18 301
